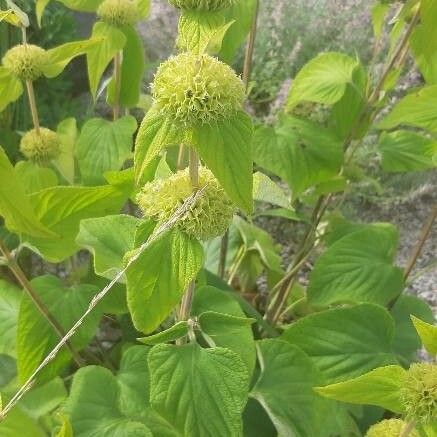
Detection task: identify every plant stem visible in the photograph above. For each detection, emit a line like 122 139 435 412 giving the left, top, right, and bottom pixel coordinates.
218 229 229 278
0 240 83 367
176 150 201 344
177 144 186 170
404 205 436 280
400 421 416 437
25 80 40 134
112 50 122 120
242 0 259 89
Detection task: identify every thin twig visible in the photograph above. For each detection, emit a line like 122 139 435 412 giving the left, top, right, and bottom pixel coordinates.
218 229 229 279
25 80 40 134
0 188 206 421
177 144 185 170
242 0 259 89
404 205 437 280
0 241 83 367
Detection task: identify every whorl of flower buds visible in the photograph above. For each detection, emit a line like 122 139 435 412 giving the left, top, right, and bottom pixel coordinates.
152 52 245 127
20 128 61 163
137 167 235 241
365 419 418 437
400 363 437 424
168 0 236 12
2 44 48 81
97 0 139 27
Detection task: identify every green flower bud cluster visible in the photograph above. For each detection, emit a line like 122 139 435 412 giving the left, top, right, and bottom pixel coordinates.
2 44 48 82
152 53 245 127
97 0 139 27
401 363 437 424
137 167 235 240
168 0 236 11
20 128 61 163
365 419 418 437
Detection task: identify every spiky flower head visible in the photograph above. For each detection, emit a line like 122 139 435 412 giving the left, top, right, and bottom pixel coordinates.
137 167 235 240
168 0 236 11
152 52 245 127
20 128 61 163
365 419 419 437
2 44 48 81
401 363 437 423
97 0 139 27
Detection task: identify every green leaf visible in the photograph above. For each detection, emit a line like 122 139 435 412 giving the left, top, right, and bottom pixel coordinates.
219 0 257 63
177 11 234 54
198 311 255 377
57 0 103 12
0 279 21 357
411 315 437 356
286 52 360 110
251 339 329 437
0 9 21 26
0 406 45 437
371 3 389 38
87 22 126 99
379 131 437 172
391 294 434 361
0 147 55 238
378 85 437 132
234 216 283 274
316 365 406 414
36 0 51 27
307 226 404 307
17 275 101 383
64 365 152 437
54 117 77 185
14 161 58 194
137 321 189 345
126 229 204 333
23 184 128 262
107 25 145 107
192 111 253 213
20 377 67 419
0 354 16 388
134 110 184 185
0 67 23 112
253 115 343 197
43 39 100 78
76 116 137 185
148 343 249 437
76 215 139 281
136 0 150 17
281 304 397 383
252 171 290 209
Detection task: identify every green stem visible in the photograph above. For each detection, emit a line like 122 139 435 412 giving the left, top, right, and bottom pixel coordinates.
25 80 40 134
112 50 122 120
0 240 83 367
242 0 259 89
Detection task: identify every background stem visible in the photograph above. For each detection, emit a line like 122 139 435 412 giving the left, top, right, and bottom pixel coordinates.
242 0 260 89
25 80 40 134
0 240 83 367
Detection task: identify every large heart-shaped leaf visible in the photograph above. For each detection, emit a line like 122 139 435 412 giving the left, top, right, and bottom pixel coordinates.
286 52 359 110
281 304 397 382
250 339 327 437
148 343 249 437
378 85 437 132
23 184 128 262
316 365 406 414
378 131 437 172
64 352 153 437
76 116 137 185
192 111 253 213
14 161 58 194
253 115 343 197
76 214 139 281
126 229 204 334
307 225 404 307
17 275 101 383
86 21 126 99
0 147 55 238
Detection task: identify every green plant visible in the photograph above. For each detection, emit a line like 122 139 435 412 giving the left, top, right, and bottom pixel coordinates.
0 0 436 436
